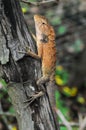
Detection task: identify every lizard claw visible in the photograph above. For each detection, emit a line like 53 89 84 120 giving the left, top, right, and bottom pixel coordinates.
23 91 44 108
18 46 31 54
26 46 31 51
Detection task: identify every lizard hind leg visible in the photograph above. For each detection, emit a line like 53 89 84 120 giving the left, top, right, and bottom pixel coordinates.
37 76 49 87
36 76 49 93
23 91 44 108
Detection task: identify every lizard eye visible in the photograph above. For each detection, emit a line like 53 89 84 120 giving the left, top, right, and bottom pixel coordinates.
42 22 45 24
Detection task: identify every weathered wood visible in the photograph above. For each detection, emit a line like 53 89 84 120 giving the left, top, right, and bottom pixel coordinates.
8 83 34 130
0 0 60 130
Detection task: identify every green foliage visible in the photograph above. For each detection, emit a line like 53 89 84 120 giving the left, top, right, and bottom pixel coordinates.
55 91 79 130
0 78 7 87
55 91 69 130
55 91 69 119
74 39 84 52
0 79 15 114
20 0 37 13
9 106 15 114
57 26 67 35
55 66 69 86
46 10 55 17
51 17 62 25
0 79 8 98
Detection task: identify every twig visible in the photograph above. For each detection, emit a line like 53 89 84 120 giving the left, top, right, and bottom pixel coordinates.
21 0 59 6
60 122 79 127
78 113 86 130
80 116 86 130
0 112 15 117
55 108 72 130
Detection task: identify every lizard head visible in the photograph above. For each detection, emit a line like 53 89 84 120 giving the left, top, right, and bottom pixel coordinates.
34 15 48 25
34 14 49 35
34 14 55 41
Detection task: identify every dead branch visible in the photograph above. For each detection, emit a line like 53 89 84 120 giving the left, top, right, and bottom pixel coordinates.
21 0 59 6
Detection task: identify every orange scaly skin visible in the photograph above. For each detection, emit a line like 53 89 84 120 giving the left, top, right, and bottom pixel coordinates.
24 15 60 129
25 15 57 104
34 15 57 84
28 15 59 129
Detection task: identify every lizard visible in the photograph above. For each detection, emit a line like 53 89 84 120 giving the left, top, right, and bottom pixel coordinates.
24 15 60 128
20 14 59 125
29 14 56 82
24 14 57 103
22 14 57 105
19 15 60 129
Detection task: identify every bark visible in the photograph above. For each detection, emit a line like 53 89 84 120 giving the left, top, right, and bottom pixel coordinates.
0 0 60 130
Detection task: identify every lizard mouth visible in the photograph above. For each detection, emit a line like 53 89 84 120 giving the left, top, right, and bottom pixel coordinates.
34 14 48 23
34 14 40 21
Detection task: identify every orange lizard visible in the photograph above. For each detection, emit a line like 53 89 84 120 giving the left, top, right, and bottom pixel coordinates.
23 15 59 129
24 15 57 102
28 14 56 84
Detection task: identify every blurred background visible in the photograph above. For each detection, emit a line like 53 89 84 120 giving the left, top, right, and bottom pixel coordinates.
0 0 86 130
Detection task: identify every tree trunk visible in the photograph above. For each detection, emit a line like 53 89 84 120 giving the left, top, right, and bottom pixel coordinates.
0 0 60 130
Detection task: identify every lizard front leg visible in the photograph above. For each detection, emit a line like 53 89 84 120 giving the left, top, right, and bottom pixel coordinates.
26 49 40 60
18 46 41 60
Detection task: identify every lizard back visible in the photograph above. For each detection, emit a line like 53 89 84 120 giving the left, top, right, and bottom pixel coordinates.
34 15 57 81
